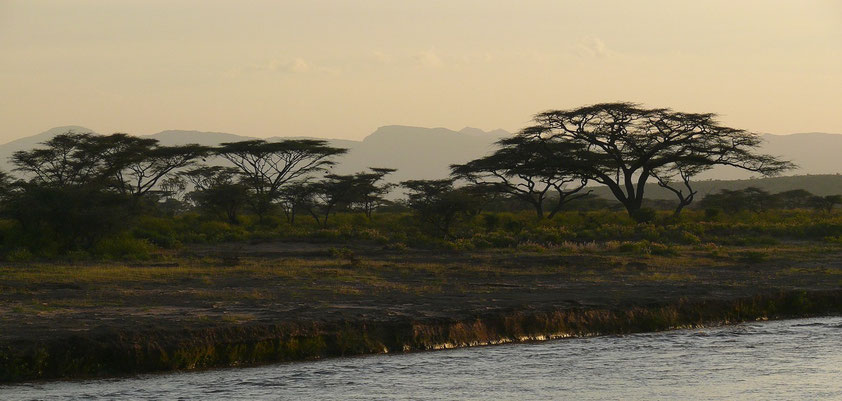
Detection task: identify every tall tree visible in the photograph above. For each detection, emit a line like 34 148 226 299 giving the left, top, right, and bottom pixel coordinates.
216 140 347 222
451 136 589 219
107 134 208 198
11 132 119 188
522 103 793 219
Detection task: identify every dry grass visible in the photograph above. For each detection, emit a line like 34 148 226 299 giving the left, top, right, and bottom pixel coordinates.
1 243 840 316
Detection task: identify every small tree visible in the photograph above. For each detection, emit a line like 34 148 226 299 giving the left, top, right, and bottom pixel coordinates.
700 187 773 213
309 174 359 227
451 136 589 219
183 166 248 224
278 181 318 224
773 189 815 209
350 168 396 218
402 179 481 239
216 140 347 222
809 194 842 212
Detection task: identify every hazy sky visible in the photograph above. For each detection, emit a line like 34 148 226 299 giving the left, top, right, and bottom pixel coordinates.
1 1 841 142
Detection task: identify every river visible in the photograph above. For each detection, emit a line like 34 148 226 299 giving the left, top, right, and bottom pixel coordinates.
4 316 841 400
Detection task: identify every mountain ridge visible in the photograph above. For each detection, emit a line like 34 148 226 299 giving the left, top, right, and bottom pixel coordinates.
2 126 840 183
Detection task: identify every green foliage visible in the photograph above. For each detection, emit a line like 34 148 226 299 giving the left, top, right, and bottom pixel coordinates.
328 247 361 266
132 216 181 248
617 240 678 256
2 184 136 252
631 207 657 223
93 236 155 260
5 248 34 262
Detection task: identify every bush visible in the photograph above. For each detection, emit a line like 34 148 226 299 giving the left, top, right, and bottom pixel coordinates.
93 236 155 260
631 208 657 223
5 248 33 262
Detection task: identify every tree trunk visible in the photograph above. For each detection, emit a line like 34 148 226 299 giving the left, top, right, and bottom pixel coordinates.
534 202 544 219
673 202 687 216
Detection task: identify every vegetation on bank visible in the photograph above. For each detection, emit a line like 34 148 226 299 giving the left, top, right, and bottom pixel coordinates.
0 206 841 262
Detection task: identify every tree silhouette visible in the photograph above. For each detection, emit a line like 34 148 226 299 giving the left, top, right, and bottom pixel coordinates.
216 140 347 222
11 132 119 188
402 179 481 238
809 194 842 212
277 181 318 224
451 136 589 219
108 134 208 198
183 166 248 224
351 168 396 218
309 174 358 227
522 103 794 219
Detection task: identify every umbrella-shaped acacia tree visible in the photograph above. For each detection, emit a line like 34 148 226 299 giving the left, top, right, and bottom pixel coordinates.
521 102 793 220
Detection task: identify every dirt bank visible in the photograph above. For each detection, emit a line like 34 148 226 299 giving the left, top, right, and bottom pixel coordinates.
1 241 841 382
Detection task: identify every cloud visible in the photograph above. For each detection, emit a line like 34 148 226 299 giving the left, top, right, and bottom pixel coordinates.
575 37 612 58
256 57 311 73
371 50 393 64
460 52 494 64
414 48 444 68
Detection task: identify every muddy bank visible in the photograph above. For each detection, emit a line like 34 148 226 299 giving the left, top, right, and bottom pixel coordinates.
3 289 841 383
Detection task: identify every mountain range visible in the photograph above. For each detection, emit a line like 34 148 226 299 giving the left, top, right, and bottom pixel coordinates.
1 126 840 196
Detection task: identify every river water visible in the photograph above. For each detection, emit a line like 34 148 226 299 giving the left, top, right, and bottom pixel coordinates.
4 316 841 400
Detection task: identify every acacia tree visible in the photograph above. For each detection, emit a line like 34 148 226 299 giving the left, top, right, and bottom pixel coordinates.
216 140 347 222
12 132 207 199
8 132 137 250
523 103 794 219
11 132 119 188
810 195 842 212
277 181 318 224
402 179 481 239
451 136 589 219
106 134 208 199
182 165 248 224
309 174 358 227
351 168 396 218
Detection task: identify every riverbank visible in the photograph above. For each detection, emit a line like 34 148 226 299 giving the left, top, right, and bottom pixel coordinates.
2 241 842 382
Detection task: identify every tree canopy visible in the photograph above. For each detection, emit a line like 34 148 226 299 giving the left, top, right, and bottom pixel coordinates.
520 102 794 219
451 135 589 218
216 139 347 221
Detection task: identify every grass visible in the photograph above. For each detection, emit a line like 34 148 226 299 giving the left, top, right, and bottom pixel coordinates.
2 241 841 318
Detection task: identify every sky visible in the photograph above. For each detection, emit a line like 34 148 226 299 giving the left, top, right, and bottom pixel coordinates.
1 0 841 142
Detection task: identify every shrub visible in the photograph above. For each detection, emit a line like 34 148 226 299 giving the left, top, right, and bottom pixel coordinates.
93 236 154 260
631 208 656 223
5 248 33 262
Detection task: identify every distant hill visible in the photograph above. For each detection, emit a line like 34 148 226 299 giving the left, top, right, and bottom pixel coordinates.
1 127 840 188
0 125 508 184
0 126 99 172
698 132 842 180
587 174 842 201
144 130 257 146
328 125 507 182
